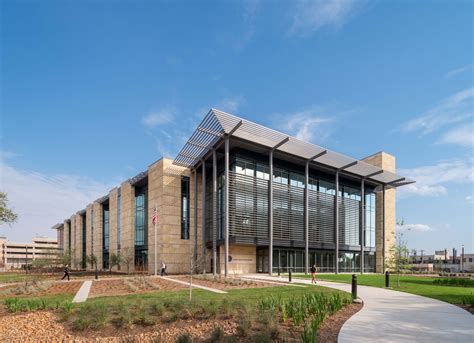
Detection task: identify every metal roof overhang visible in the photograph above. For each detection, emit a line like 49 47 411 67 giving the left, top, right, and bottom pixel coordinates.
51 223 63 230
173 109 415 187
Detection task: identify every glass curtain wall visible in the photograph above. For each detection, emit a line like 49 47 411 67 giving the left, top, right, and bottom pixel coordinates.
82 215 86 269
134 186 148 271
102 205 110 270
272 249 336 273
181 176 190 240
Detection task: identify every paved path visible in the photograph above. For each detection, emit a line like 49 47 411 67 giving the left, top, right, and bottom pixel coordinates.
72 280 92 303
244 274 474 343
161 276 227 294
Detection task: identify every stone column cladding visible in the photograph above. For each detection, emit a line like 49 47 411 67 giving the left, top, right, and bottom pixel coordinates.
108 188 118 271
362 152 396 273
85 204 93 270
120 181 135 273
219 245 256 275
63 220 70 256
92 201 104 270
147 158 202 275
73 213 82 269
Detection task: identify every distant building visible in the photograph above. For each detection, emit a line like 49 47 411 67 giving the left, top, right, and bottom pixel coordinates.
410 249 474 273
0 236 59 271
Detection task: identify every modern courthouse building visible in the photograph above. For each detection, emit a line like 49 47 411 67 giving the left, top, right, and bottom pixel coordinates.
53 109 414 275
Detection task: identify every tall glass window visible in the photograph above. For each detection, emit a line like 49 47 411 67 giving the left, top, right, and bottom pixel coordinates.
117 189 121 251
134 186 148 270
68 222 71 251
82 215 86 268
181 176 190 240
365 193 376 247
102 205 109 269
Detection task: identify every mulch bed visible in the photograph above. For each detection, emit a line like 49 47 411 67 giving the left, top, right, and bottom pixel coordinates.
317 302 363 342
0 281 82 299
456 304 474 315
171 275 277 290
88 277 186 298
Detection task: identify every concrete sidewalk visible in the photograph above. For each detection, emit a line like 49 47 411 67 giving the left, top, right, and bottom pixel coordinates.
244 274 474 342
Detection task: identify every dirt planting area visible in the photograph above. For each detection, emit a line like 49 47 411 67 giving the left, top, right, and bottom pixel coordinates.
0 310 238 343
0 280 82 299
171 275 277 290
89 276 186 298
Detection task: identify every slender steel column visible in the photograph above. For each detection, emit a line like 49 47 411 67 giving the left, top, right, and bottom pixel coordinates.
194 169 198 262
304 161 309 275
360 179 365 274
268 150 274 276
382 185 386 273
212 149 217 276
202 160 206 273
335 171 339 274
224 136 229 277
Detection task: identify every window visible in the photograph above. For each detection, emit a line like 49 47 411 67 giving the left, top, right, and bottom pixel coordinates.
103 205 109 270
134 186 148 270
117 189 121 251
181 176 190 240
82 215 86 269
365 193 376 248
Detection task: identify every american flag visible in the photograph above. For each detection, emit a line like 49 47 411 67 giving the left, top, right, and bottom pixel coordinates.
152 206 157 225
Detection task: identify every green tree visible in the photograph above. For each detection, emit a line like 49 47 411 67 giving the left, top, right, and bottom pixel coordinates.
0 192 18 225
86 254 97 270
120 247 133 274
109 253 121 273
387 232 410 287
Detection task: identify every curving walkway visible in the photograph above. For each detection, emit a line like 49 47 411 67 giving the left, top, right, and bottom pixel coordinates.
243 274 474 342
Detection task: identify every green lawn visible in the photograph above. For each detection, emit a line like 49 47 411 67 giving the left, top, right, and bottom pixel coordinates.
295 274 474 304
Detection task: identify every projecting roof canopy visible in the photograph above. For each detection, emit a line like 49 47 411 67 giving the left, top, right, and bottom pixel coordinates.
173 109 415 187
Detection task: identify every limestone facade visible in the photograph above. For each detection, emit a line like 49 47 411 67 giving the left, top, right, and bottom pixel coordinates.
362 152 396 273
92 201 104 270
108 188 119 270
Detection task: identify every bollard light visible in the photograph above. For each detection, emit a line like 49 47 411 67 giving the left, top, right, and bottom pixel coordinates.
289 269 292 282
351 274 357 299
385 270 390 288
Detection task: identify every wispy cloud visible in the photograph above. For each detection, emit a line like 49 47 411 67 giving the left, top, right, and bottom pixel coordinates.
438 124 474 148
398 158 474 197
141 108 175 128
234 0 261 50
403 87 474 135
445 64 471 79
0 159 114 242
215 96 246 113
466 195 474 204
276 107 334 143
397 223 433 232
288 0 368 36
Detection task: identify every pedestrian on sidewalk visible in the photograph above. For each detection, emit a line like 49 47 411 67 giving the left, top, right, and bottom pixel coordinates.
61 264 70 281
160 262 167 276
310 264 317 284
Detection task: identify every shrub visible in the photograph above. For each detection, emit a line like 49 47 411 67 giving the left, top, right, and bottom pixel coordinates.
73 303 108 331
236 316 252 337
209 326 224 343
175 332 193 343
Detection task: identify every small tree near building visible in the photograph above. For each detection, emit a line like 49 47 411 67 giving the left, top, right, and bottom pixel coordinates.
0 192 18 225
120 247 134 274
109 253 121 273
86 254 97 271
387 232 410 287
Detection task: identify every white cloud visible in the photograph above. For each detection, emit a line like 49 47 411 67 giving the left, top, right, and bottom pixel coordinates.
466 195 474 204
403 87 474 135
445 65 471 79
215 96 246 113
288 0 367 36
141 108 174 128
234 0 261 50
277 107 333 143
398 158 474 198
438 124 474 148
0 160 113 242
397 223 433 232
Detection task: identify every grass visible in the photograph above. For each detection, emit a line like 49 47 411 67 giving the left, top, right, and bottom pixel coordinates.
0 273 50 283
2 293 74 312
295 273 474 304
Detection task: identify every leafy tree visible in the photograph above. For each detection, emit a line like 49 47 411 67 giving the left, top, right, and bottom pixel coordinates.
120 247 134 274
109 253 122 273
387 232 410 287
0 192 17 225
86 254 97 270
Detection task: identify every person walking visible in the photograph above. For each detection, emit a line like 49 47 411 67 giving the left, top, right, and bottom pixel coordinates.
310 264 317 284
160 262 167 276
61 264 70 281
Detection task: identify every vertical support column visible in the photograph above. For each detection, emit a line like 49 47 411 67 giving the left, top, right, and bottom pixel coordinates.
212 149 217 276
268 150 274 276
224 136 229 277
193 169 198 262
304 161 309 275
382 185 386 273
360 179 365 274
335 171 339 274
201 160 206 273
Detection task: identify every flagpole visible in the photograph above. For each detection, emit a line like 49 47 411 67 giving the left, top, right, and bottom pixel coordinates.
154 204 157 276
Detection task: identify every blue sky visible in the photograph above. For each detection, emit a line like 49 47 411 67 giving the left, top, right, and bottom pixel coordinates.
1 0 473 253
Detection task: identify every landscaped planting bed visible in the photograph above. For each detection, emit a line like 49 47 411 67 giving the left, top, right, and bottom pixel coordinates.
0 285 355 342
0 279 82 299
89 276 186 298
171 274 275 290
